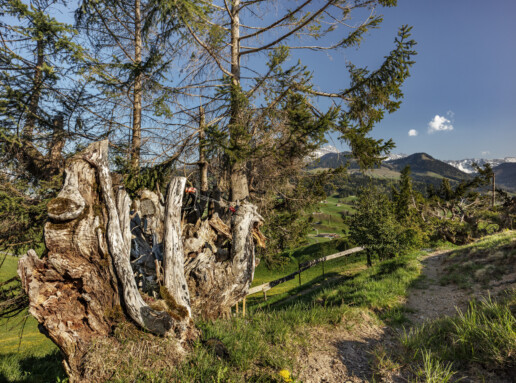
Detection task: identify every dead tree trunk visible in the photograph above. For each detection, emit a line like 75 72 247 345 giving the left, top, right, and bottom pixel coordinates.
83 141 177 336
163 177 191 318
185 203 263 319
18 146 120 380
18 140 264 381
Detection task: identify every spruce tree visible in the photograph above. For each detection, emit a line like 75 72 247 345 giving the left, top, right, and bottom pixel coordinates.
75 0 204 172
0 0 88 254
155 0 416 203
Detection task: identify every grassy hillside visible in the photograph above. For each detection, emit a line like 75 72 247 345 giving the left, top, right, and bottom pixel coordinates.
0 241 423 382
2 226 514 382
86 247 423 382
307 195 355 243
249 238 366 308
373 231 516 382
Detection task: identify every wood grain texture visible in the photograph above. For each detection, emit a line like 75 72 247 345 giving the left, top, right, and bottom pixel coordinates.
84 140 173 336
163 177 191 317
18 144 119 382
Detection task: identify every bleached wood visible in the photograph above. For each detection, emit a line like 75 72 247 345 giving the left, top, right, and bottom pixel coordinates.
84 140 173 335
47 168 85 221
185 202 263 318
116 188 132 257
163 177 191 317
18 145 120 382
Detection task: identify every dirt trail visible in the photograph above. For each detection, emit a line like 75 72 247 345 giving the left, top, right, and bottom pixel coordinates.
404 250 471 324
406 247 516 324
297 245 516 383
297 317 387 383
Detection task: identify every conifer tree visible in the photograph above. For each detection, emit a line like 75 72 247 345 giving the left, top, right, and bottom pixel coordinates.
0 0 86 179
75 0 204 172
0 0 89 254
393 165 414 220
155 0 416 203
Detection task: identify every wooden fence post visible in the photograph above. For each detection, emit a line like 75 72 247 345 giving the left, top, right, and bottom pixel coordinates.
322 259 325 277
298 263 302 286
243 297 246 317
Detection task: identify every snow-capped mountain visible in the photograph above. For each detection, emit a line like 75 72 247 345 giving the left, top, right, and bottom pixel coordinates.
444 157 516 174
384 153 407 162
309 145 340 159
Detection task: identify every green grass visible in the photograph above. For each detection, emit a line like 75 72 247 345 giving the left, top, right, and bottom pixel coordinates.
372 232 516 382
0 253 19 282
248 239 366 307
438 230 516 289
0 255 56 356
446 230 516 254
162 250 423 382
0 231 427 382
0 255 64 382
381 292 516 382
400 293 516 369
347 168 402 180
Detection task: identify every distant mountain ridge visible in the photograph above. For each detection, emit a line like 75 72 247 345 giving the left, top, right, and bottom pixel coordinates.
306 151 357 169
385 153 471 182
309 145 339 159
493 163 516 191
308 149 515 191
309 151 470 180
444 157 516 174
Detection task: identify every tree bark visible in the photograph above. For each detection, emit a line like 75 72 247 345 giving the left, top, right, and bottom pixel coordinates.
185 203 262 318
163 177 192 319
228 0 250 202
198 106 210 215
131 0 142 171
492 173 496 208
116 188 132 257
18 147 119 381
83 141 174 336
198 106 208 193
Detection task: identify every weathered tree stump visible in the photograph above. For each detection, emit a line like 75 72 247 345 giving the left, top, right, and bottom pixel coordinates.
18 140 264 381
18 143 120 380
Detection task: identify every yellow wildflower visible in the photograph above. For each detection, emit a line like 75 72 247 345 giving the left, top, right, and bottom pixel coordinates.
279 369 293 383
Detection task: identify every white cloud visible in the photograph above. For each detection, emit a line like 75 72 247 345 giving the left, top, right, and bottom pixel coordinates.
428 115 454 133
446 110 455 118
408 129 418 137
481 151 490 156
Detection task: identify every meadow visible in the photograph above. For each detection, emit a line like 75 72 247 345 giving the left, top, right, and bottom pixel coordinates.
1 213 515 382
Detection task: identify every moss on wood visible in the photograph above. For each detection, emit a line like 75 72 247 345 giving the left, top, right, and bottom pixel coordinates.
47 197 80 216
160 286 189 321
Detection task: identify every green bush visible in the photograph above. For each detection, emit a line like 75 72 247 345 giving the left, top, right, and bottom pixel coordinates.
350 186 415 265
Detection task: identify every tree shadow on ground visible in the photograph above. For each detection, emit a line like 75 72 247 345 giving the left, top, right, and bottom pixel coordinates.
334 338 378 382
0 350 66 383
251 271 348 311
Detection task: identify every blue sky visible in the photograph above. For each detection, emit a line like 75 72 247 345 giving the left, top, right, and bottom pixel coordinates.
301 0 516 160
20 0 514 160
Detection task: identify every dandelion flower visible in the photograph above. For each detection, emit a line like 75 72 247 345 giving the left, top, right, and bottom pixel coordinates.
279 369 293 383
